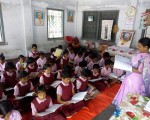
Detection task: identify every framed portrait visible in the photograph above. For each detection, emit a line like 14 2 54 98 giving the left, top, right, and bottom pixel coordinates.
34 10 45 26
117 30 135 48
67 10 74 22
101 20 114 41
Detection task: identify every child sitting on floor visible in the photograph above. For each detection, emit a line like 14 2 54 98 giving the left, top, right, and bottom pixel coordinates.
99 52 110 67
76 68 92 92
90 64 106 91
57 72 85 118
60 50 69 68
84 50 93 64
39 63 56 99
16 55 26 72
87 52 99 70
101 59 115 87
29 44 39 61
0 62 18 89
36 52 47 71
0 100 22 120
74 51 83 66
25 57 38 86
0 53 6 74
74 61 87 78
13 71 34 112
31 85 66 120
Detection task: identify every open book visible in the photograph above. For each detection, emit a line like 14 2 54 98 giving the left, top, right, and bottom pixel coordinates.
114 55 132 72
14 92 35 100
20 63 27 68
29 72 39 79
36 104 63 116
89 78 102 82
109 73 120 79
69 92 88 103
50 81 62 88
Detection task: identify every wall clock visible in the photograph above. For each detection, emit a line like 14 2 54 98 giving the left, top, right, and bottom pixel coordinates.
126 6 136 17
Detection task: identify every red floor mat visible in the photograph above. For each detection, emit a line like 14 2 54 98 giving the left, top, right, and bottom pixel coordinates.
22 84 120 120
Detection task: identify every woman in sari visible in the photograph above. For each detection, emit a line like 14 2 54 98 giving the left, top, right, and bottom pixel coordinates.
113 37 150 105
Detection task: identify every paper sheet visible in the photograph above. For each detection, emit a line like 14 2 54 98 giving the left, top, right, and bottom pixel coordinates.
109 73 119 79
14 92 35 100
50 81 61 88
29 72 39 79
37 104 63 116
114 55 132 72
89 78 102 82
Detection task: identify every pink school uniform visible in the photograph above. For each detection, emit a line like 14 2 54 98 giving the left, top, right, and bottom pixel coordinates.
69 52 75 62
87 61 99 70
0 62 6 73
31 96 65 120
90 70 106 91
101 67 112 79
14 81 33 97
0 110 22 120
76 76 88 92
39 73 54 85
99 58 105 67
60 56 69 67
57 81 85 117
74 55 83 66
1 71 18 88
36 57 47 70
51 64 57 73
29 51 39 60
13 81 34 111
16 62 26 71
74 66 83 77
84 56 91 64
25 64 38 75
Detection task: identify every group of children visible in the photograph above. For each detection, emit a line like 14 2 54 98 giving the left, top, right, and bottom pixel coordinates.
0 44 124 120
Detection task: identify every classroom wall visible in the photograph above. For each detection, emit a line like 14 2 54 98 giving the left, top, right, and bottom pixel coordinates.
32 0 76 52
0 0 76 59
75 0 150 48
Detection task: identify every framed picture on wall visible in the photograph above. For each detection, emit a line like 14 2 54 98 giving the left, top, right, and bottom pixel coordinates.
67 10 74 22
34 10 45 26
117 30 135 48
88 16 94 22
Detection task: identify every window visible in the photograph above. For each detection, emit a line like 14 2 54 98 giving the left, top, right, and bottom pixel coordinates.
47 9 64 39
0 4 5 43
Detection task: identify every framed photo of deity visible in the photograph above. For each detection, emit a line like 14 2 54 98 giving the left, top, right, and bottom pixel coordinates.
117 30 135 48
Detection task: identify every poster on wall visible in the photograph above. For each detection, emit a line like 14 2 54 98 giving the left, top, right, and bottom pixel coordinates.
34 10 45 26
117 30 135 48
67 10 74 22
101 20 113 41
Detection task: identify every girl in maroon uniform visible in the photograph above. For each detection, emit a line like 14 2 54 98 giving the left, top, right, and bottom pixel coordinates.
29 44 39 61
60 50 69 68
39 64 56 99
57 72 85 118
25 57 38 86
31 85 65 120
0 62 18 97
13 71 34 112
90 64 106 91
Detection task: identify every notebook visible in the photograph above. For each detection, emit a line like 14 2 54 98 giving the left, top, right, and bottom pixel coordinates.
69 92 88 103
5 87 14 92
50 81 62 88
36 104 63 116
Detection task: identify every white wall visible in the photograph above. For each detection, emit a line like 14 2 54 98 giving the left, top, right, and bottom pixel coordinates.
32 0 76 52
0 2 26 59
75 0 150 48
0 0 76 59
